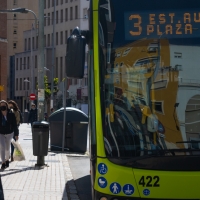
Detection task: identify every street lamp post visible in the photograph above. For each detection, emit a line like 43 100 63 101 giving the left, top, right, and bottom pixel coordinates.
51 0 56 109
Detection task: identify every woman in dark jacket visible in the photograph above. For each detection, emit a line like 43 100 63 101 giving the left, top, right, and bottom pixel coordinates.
0 100 19 170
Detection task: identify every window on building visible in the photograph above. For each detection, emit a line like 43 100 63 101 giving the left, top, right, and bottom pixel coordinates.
23 79 26 90
13 28 17 34
56 32 58 45
52 12 54 25
48 34 50 46
65 0 68 3
32 37 35 49
48 13 50 25
60 31 63 44
23 57 26 69
52 0 54 6
61 9 63 23
20 58 22 70
74 79 77 85
24 39 27 51
28 38 30 50
16 58 18 70
75 6 78 19
36 36 38 49
65 30 68 44
20 78 22 90
35 77 37 89
60 57 63 80
83 8 88 19
65 8 68 21
13 42 17 49
61 0 63 4
56 11 58 23
13 0 17 5
13 14 17 20
70 7 73 20
44 35 46 47
174 52 182 58
48 0 50 8
44 0 46 9
85 78 88 86
27 57 30 69
70 29 72 35
35 56 37 68
16 78 18 90
44 14 47 26
56 0 58 6
56 57 58 78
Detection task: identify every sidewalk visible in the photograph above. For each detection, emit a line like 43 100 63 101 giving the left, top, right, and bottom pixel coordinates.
0 124 69 200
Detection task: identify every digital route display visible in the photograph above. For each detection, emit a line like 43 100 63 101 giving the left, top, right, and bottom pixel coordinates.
125 10 200 39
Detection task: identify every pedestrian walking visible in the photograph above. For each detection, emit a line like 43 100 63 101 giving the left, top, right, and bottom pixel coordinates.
8 100 21 162
28 103 37 126
0 100 19 170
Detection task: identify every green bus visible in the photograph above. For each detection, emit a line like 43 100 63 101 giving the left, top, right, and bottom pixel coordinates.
66 0 200 199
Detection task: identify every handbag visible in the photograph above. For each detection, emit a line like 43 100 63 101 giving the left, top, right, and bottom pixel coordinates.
11 140 25 161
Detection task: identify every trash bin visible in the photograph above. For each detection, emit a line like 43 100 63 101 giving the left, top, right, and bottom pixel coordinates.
32 121 49 156
49 107 88 152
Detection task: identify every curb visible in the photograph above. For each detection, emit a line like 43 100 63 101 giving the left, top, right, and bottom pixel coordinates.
61 154 80 200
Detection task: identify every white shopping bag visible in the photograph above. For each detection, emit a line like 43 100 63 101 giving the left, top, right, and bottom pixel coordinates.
11 140 25 161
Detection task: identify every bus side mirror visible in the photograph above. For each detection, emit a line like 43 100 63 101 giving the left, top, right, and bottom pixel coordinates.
66 27 86 78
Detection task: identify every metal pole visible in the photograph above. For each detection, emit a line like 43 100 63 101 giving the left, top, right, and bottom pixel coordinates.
38 0 45 121
30 24 33 101
51 0 56 109
62 77 67 152
37 0 45 166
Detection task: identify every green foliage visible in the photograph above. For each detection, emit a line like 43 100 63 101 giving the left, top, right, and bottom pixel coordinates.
44 76 59 101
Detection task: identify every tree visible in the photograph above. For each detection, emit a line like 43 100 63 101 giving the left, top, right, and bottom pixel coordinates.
44 76 59 114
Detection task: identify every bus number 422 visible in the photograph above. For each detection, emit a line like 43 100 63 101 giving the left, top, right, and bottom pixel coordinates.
139 176 160 187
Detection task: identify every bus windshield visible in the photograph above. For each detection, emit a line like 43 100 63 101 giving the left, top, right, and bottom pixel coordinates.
99 0 200 162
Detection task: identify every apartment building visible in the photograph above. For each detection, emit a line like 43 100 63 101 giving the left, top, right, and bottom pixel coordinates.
0 0 7 100
44 0 89 105
14 0 89 111
7 0 39 107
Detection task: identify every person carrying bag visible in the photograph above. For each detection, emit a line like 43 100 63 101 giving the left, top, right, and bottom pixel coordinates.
0 100 19 170
8 100 21 161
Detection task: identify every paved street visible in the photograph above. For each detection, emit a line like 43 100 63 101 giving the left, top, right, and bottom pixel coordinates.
0 124 69 200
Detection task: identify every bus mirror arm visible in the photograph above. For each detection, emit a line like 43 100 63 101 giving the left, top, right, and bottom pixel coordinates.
81 30 90 45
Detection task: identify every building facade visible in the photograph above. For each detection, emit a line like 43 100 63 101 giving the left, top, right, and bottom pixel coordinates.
44 0 89 107
0 0 8 100
7 0 39 108
14 0 89 111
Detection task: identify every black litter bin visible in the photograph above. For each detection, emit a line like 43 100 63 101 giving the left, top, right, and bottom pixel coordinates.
49 107 88 152
32 121 49 156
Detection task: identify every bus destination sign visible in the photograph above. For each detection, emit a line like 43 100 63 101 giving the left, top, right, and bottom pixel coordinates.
125 10 200 39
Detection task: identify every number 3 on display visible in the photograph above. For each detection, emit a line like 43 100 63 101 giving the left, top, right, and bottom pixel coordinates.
139 176 160 187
